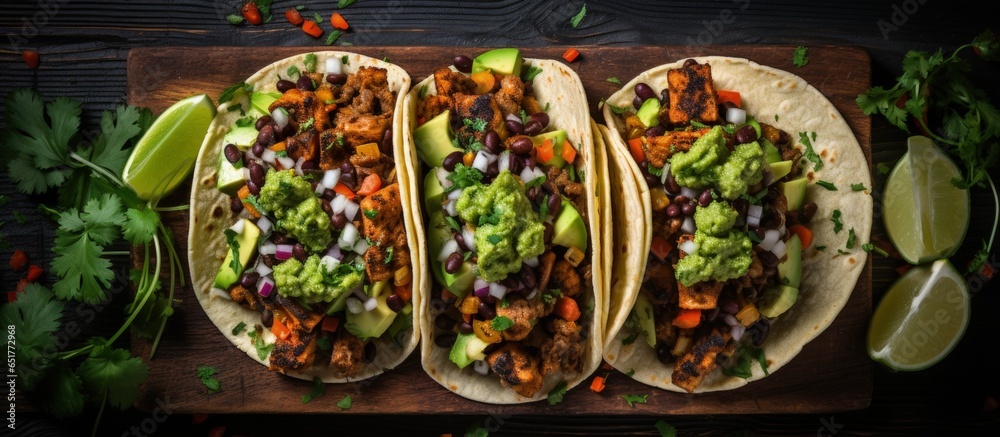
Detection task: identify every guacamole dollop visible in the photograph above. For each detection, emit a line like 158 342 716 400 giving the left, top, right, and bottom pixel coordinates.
669 126 765 199
675 200 752 286
258 169 332 252
456 170 545 282
273 255 364 304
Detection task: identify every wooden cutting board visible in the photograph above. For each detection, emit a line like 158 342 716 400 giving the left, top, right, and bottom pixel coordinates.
127 46 872 414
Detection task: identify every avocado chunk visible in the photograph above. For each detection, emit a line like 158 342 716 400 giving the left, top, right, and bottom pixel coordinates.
325 279 355 314
529 130 568 167
223 126 259 149
213 219 261 289
778 176 808 211
632 293 657 348
552 200 588 251
424 170 445 213
471 48 524 77
414 110 461 168
345 291 399 340
426 211 476 297
251 91 281 116
636 98 661 128
216 147 246 196
777 234 803 288
443 260 476 298
449 332 488 369
758 285 799 318
763 139 782 164
768 160 793 181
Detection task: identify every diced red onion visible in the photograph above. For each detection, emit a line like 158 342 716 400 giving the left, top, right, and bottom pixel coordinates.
271 108 289 129
770 239 787 259
660 163 671 185
747 204 763 219
259 240 277 256
320 255 340 272
321 169 341 189
726 107 747 125
438 239 459 262
681 217 696 234
759 229 781 251
524 256 539 268
352 237 369 255
255 261 273 277
498 151 511 172
344 199 360 221
326 57 343 75
275 244 294 260
506 113 521 123
339 222 360 249
472 151 489 173
331 194 348 215
210 287 231 300
473 278 489 299
277 156 295 171
364 297 378 312
326 245 344 261
436 167 453 189
678 239 698 255
680 186 699 199
519 166 536 184
256 216 272 235
747 214 761 228
447 188 463 202
473 359 490 375
346 297 364 314
462 227 476 251
256 276 274 298
730 323 746 341
444 200 458 217
488 282 508 299
261 149 276 164
229 219 245 234
294 157 305 176
722 313 739 327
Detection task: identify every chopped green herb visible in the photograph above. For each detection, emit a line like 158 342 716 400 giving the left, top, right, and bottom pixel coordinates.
793 46 809 67
815 245 827 251
851 183 869 191
219 81 253 104
722 124 736 135
622 394 648 407
463 117 488 132
196 366 221 393
831 209 843 233
299 117 315 133
816 180 837 191
226 14 245 25
13 211 27 224
247 329 274 360
570 4 587 28
341 55 350 65
621 332 638 345
799 132 823 170
274 150 288 158
525 174 547 188
723 345 767 378
607 103 628 115
655 420 677 437
418 84 429 99
607 77 622 85
862 243 889 257
303 53 317 73
287 65 301 79
487 234 502 245
626 368 635 378
775 114 780 122
384 246 394 264
223 229 242 274
463 251 472 261
232 321 247 336
546 381 568 405
876 162 891 175
312 12 323 23
325 30 342 46
647 163 663 177
296 5 306 11
446 163 483 192
492 316 513 331
837 249 850 255
364 209 377 219
235 115 256 127
523 66 544 82
301 376 325 404
336 394 352 409
847 227 856 249
338 0 358 8
690 120 709 129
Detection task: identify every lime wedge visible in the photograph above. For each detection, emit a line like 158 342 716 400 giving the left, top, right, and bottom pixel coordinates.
883 136 969 264
867 259 969 371
123 94 216 200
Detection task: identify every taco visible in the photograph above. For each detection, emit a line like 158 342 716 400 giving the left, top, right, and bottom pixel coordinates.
402 48 606 403
601 57 872 392
188 52 419 382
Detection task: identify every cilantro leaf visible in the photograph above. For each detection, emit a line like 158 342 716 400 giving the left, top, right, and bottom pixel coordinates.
793 46 809 67
226 14 245 25
622 393 648 407
2 89 80 194
607 77 622 85
815 180 837 191
0 284 65 390
831 209 843 234
798 132 823 170
570 4 587 28
607 103 628 115
487 234 502 245
336 394 352 409
655 420 677 437
338 0 358 8
304 53 318 73
301 376 325 404
248 329 274 360
77 346 149 410
232 321 248 335
523 66 544 82
463 117 488 133
36 362 86 418
851 183 869 191
546 381 568 405
129 294 175 339
219 82 253 105
862 243 889 257
491 316 514 331
847 227 856 249
326 30 342 46
123 206 160 245
224 228 242 274
446 163 483 192
52 195 126 303
197 366 221 393
82 105 143 175
876 162 891 175
465 425 489 437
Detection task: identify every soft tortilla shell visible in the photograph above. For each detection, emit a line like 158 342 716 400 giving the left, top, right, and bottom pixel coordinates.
601 57 872 392
188 52 418 383
404 59 604 403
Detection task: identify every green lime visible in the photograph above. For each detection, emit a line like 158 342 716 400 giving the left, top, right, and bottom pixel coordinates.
867 259 970 371
123 94 216 200
882 135 969 264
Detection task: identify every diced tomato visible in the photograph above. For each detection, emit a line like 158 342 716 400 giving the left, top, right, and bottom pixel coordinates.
650 235 673 261
716 90 741 108
589 375 606 393
628 137 645 163
21 50 39 69
980 262 994 280
241 2 262 25
331 12 350 30
536 138 556 164
271 317 291 341
672 308 701 329
554 296 581 322
356 174 382 196
15 279 29 294
302 19 323 38
26 265 43 283
9 249 28 271
787 224 813 249
561 140 577 164
321 317 340 333
394 284 412 303
562 48 580 63
285 9 304 26
333 182 356 200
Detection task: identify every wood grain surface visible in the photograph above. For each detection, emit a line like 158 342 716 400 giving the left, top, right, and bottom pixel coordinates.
126 45 872 415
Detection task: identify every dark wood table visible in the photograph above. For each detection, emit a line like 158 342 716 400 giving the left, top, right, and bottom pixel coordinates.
2 1 998 435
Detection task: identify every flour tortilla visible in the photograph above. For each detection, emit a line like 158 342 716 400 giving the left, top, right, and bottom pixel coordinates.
403 59 605 403
601 56 872 392
188 52 418 383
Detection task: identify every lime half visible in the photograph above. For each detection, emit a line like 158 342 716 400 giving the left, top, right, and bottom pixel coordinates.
882 136 969 264
123 94 216 200
867 259 970 371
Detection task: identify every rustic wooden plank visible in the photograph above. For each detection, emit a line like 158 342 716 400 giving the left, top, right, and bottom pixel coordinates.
127 45 871 415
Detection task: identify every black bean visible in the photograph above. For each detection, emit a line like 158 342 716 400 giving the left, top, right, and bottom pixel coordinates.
665 172 681 194
750 319 771 347
442 151 464 172
261 254 276 268
445 252 462 274
547 194 561 216
240 270 259 289
386 294 405 313
331 212 347 230
381 128 394 156
223 144 242 164
281 123 296 138
510 137 534 155
453 55 473 73
292 243 307 262
435 314 457 330
506 119 525 135
735 125 758 144
524 120 542 136
699 189 714 207
753 227 766 241
530 112 550 129
526 186 542 203
509 155 524 175
477 302 496 320
248 163 265 187
300 160 316 172
758 250 779 267
457 322 473 334
296 76 315 91
261 309 273 328
246 179 260 196
326 73 347 85
255 115 273 131
732 199 749 217
634 83 656 101
659 88 670 106
655 343 674 365
455 232 470 252
435 333 458 348
524 156 537 170
484 130 503 153
665 203 681 218
450 114 463 131
645 125 666 137
251 142 265 157
801 202 818 223
777 129 791 146
486 161 499 178
643 172 659 187
683 58 698 68
632 95 645 110
364 342 377 364
257 125 274 145
276 79 296 92
230 197 244 214
681 202 696 216
519 265 537 289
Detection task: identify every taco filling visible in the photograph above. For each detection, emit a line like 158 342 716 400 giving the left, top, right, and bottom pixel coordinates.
413 49 594 397
210 55 412 377
615 59 817 392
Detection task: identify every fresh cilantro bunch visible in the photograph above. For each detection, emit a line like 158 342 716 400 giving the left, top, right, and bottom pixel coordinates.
0 89 182 430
